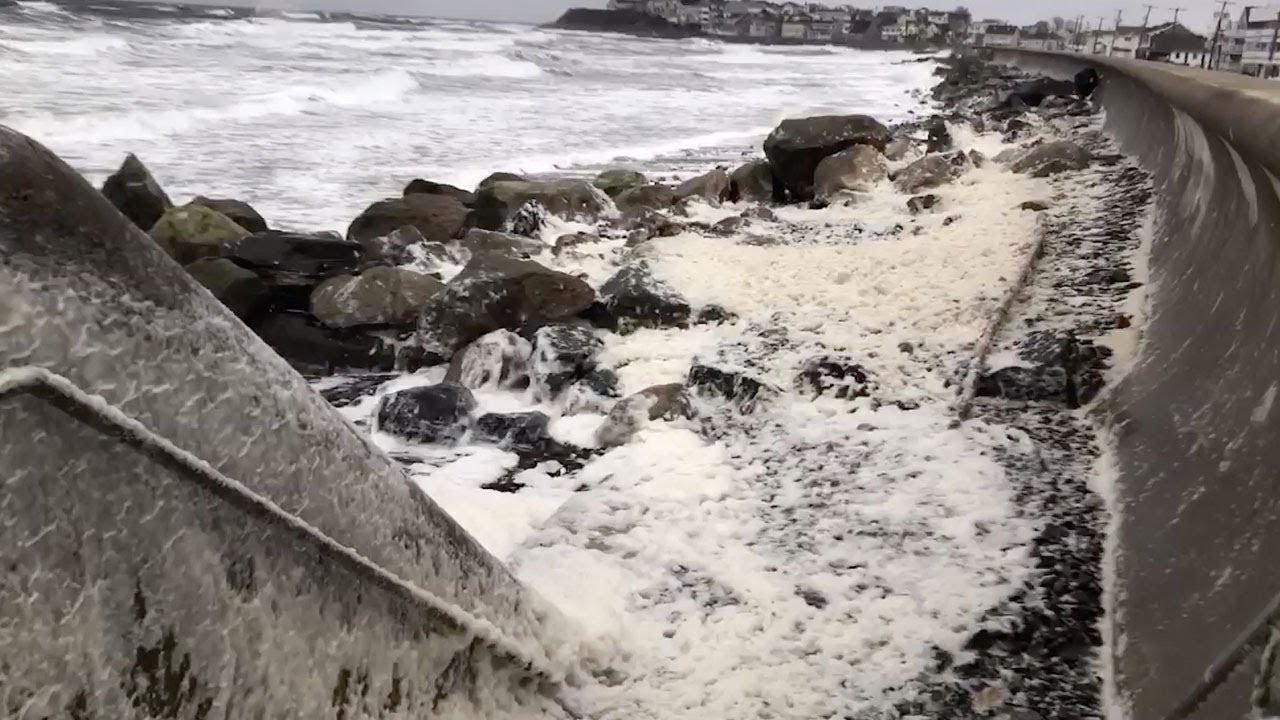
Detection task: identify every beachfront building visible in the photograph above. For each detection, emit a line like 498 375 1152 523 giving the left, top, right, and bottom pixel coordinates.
979 24 1019 47
748 12 782 37
781 14 812 38
1018 28 1065 51
1223 7 1280 77
1137 23 1208 65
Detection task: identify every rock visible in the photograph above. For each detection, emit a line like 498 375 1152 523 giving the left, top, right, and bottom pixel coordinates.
674 169 731 203
926 117 952 153
907 194 940 214
883 138 915 162
507 199 549 238
614 184 676 215
319 373 399 409
476 171 525 190
969 150 988 168
1020 200 1051 212
376 383 475 444
974 331 1111 408
185 257 267 319
553 232 599 254
594 169 647 198
455 228 544 259
360 225 428 267
688 364 772 410
728 160 775 203
796 355 872 399
469 180 610 231
474 412 552 453
813 145 889 201
311 266 444 329
417 253 595 355
595 383 691 448
347 194 469 244
596 262 691 333
410 241 456 268
251 311 395 374
1006 77 1078 107
531 323 603 396
894 152 970 194
1075 67 1100 98
444 329 533 391
741 205 778 222
100 153 172 231
695 304 734 324
763 114 892 201
710 216 745 236
150 204 250 264
403 178 476 207
1009 141 1091 178
191 196 268 233
226 230 362 277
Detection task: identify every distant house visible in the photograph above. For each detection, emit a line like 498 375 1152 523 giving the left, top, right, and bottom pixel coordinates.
725 0 769 16
749 12 781 37
809 16 838 40
1019 28 1065 51
781 14 812 39
607 0 648 10
981 24 1020 47
1140 23 1208 65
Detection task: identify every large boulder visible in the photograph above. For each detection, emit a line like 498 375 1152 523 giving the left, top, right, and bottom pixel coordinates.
595 262 691 333
469 180 610 231
184 257 267 319
360 225 428 267
1006 77 1079 107
225 230 364 313
1009 141 1091 177
403 178 476 207
100 153 171 231
417 253 595 355
444 330 533 391
474 412 552 454
191 196 268 233
476 171 525 190
376 383 476 444
595 383 691 448
455 228 544 259
674 169 731 203
311 266 444 329
594 169 647 198
728 160 775 203
531 324 603 396
150 204 250 265
893 152 970 194
347 194 469 244
688 364 774 410
763 115 891 201
614 184 676 215
250 311 395 374
813 145 889 200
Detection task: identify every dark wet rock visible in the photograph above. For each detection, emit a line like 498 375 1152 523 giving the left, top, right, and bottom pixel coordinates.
614 184 676 215
624 208 683 239
710 216 745 235
975 332 1111 408
226 230 362 277
741 205 778 222
360 225 427 267
553 232 599 254
476 171 525 190
563 367 622 416
594 169 647 198
907 194 941 214
376 383 475 444
763 114 891 201
796 355 873 400
417 253 595 355
100 153 172 231
474 411 552 453
311 266 443 329
688 364 774 410
403 178 476 207
728 159 775 203
347 194 469 244
185 257 267 319
456 228 544 259
814 145 888 201
191 196 268 233
579 368 620 398
318 373 398 408
251 311 395 374
926 117 952 153
532 323 603 395
695 304 735 324
674 168 731 203
507 199 549 238
883 137 915 162
894 152 971 194
1007 77 1078 107
150 204 250 265
595 383 691 447
469 179 609 231
596 262 691 333
1021 200 1051 212
1010 141 1091 178
444 329 533 391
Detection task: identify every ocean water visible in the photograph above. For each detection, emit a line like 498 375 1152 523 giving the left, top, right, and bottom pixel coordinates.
0 0 937 231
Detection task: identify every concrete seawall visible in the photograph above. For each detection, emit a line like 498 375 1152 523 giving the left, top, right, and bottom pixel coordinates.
990 50 1280 720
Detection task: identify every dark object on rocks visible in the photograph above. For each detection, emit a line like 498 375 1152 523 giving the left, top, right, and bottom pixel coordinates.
1010 141 1091 178
908 194 941 214
926 117 952 154
614 184 676 215
457 228 544 259
191 196 268 233
469 179 608 231
347 194 469 244
796 355 872 399
417 253 595 355
532 324 603 395
1021 200 1051 212
675 169 731 203
150 204 250 265
728 160 775 203
710 216 745 235
403 178 476 207
596 262 691 333
742 205 778 222
185 257 267 319
319 373 398 408
311 266 444 329
1075 67 1100 98
227 230 363 277
360 225 428 267
477 171 525 189
894 152 969 193
507 200 549 237
100 153 172 231
1006 77 1078 108
475 412 552 453
553 232 599 254
975 331 1111 408
579 368 621 398
942 215 959 226
763 114 891 201
969 150 988 168
376 383 475 444
624 208 683 240
251 311 395 374
695 304 735 324
814 145 888 201
595 383 692 447
688 364 772 410
594 169 647 198
445 330 533 391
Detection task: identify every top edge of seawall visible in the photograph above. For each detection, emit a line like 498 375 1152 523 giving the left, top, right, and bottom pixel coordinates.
984 48 1280 175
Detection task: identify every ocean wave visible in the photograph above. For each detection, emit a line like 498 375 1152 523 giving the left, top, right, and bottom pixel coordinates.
423 54 544 79
14 0 72 16
6 33 128 55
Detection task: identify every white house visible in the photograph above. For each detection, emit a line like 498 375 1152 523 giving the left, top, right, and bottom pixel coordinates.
1018 29 1065 51
981 24 1020 47
781 14 812 39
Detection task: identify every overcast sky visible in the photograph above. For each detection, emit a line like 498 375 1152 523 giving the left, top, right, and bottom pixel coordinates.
198 0 1223 34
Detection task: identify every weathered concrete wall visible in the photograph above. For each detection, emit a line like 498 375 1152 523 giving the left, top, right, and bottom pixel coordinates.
991 50 1280 720
0 127 569 716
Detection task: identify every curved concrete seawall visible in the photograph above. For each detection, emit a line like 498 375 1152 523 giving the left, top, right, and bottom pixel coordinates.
0 127 569 717
990 50 1280 720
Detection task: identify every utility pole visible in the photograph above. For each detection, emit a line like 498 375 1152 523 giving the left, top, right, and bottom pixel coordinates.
1139 4 1156 58
1205 0 1233 70
1108 10 1123 56
1074 14 1086 51
1095 15 1106 54
1169 6 1186 24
